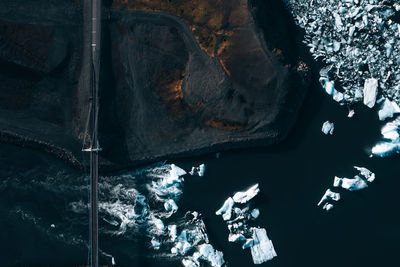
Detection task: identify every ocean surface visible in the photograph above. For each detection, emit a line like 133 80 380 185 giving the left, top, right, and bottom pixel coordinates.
0 75 399 267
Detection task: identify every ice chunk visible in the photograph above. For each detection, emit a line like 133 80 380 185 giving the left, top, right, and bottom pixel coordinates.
371 118 400 157
50 224 55 228
363 78 378 108
198 244 225 267
111 257 116 266
319 77 344 102
168 224 178 241
317 189 340 206
321 121 335 135
322 203 334 211
354 166 375 182
164 199 178 213
182 258 198 267
189 164 206 177
151 237 161 250
333 175 368 191
251 208 260 219
372 142 400 157
347 109 355 118
215 197 235 221
242 239 255 249
232 184 260 204
249 227 277 264
381 121 400 140
228 233 246 243
378 99 400 121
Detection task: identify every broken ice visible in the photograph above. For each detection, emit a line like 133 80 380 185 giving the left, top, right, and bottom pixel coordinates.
378 99 400 121
354 166 375 183
189 164 206 177
232 183 260 204
317 189 340 207
371 117 400 157
215 197 235 221
333 176 368 191
249 228 277 265
322 121 335 135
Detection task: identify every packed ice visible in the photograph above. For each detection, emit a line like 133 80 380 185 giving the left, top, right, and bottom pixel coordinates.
321 121 335 135
371 117 400 156
215 184 277 264
285 0 400 117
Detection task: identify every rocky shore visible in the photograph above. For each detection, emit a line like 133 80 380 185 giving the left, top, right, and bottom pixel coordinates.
0 0 309 171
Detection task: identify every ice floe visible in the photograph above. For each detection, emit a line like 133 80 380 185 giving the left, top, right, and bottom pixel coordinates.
371 117 400 157
317 189 341 207
333 175 368 191
215 184 276 264
322 121 335 135
189 164 206 177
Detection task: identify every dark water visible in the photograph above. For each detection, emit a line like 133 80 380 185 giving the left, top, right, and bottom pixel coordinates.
1 76 399 267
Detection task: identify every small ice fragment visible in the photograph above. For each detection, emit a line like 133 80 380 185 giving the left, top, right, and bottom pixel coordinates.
378 99 400 121
333 12 343 31
50 224 55 228
363 78 378 108
164 199 178 213
189 164 206 176
151 237 161 250
347 109 355 118
354 166 375 182
111 257 116 265
322 203 334 211
317 189 340 206
251 208 260 219
215 197 235 221
333 176 368 191
321 121 335 135
249 227 277 264
232 184 260 204
198 244 225 267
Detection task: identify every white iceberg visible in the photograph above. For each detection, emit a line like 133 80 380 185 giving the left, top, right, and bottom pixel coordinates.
363 78 378 108
251 208 260 219
317 189 340 206
198 244 225 267
381 120 400 140
215 197 235 221
164 199 178 213
168 224 178 241
354 166 375 183
249 227 277 264
371 117 400 157
378 99 400 121
372 142 400 157
347 109 355 118
189 164 206 177
333 175 368 191
319 77 344 102
228 233 246 243
232 184 260 204
321 121 335 135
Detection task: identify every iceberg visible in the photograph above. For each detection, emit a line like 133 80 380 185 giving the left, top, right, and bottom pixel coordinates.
232 184 260 204
378 99 400 121
215 197 235 221
189 164 206 177
371 117 400 157
322 203 334 211
319 77 344 102
371 142 400 157
354 166 375 182
249 227 277 264
198 244 225 267
151 237 161 250
321 121 335 135
251 208 260 219
363 78 378 108
228 233 246 243
347 109 355 118
317 189 340 206
168 224 178 241
164 199 178 213
333 176 368 191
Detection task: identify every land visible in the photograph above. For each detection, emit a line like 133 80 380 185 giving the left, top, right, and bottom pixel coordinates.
0 0 309 171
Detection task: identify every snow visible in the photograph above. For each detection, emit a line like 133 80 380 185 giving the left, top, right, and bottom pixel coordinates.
317 189 341 206
249 227 277 264
333 175 368 191
232 184 260 204
215 197 235 221
321 121 335 135
363 78 378 108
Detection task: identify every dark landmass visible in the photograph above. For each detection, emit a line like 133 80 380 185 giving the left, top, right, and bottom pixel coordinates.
0 0 309 171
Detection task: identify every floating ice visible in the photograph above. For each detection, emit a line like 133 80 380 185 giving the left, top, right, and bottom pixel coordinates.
322 203 334 211
168 224 178 242
333 175 368 191
215 197 235 221
249 227 277 265
228 233 246 243
321 121 335 135
317 189 340 207
378 99 400 121
151 237 161 250
371 117 400 157
319 77 344 103
198 244 225 267
232 184 260 204
347 109 355 118
50 224 55 228
189 164 206 177
164 199 178 213
363 78 378 108
354 166 375 183
251 208 260 219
